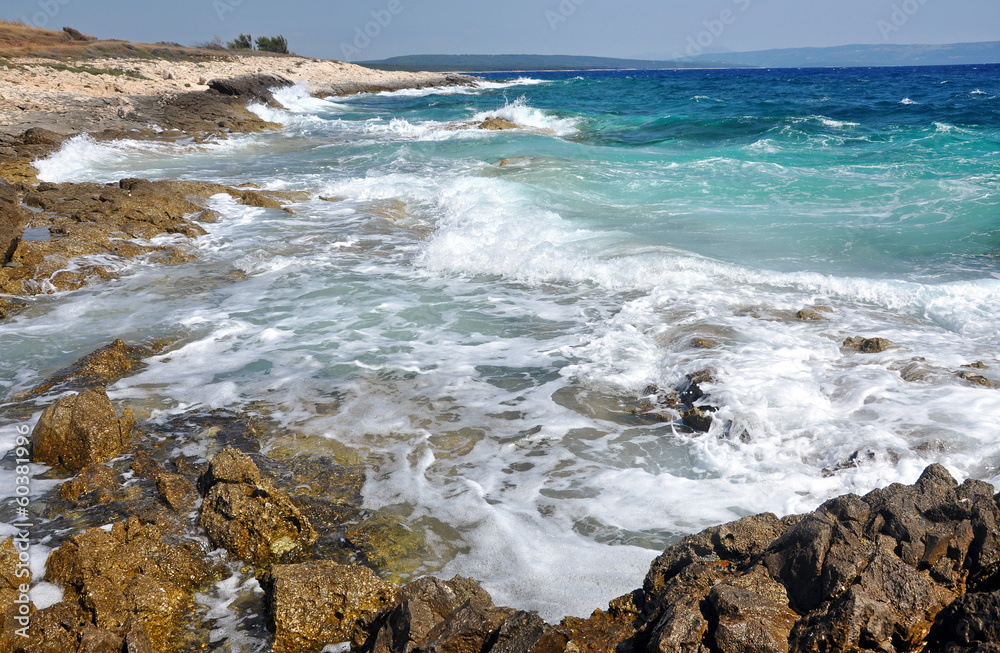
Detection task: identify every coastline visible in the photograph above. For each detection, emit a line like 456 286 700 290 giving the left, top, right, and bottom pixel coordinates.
2 28 1000 653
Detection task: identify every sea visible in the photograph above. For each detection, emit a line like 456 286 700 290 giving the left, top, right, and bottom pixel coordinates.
2 65 1000 630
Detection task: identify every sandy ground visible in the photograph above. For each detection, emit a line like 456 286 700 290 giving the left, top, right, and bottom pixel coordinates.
0 54 468 132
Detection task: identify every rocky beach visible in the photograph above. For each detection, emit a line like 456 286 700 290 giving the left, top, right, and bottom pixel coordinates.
2 20 1000 653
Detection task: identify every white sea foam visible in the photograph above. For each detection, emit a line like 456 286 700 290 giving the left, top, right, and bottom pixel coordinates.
900 97 920 105
471 96 579 136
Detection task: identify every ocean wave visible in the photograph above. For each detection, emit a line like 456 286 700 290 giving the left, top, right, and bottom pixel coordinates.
471 96 580 136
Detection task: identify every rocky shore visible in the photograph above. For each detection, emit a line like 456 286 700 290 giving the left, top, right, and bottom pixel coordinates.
3 22 1000 653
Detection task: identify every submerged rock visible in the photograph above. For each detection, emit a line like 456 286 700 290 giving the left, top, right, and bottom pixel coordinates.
843 336 894 353
59 464 122 504
478 117 520 130
261 560 397 653
31 387 135 471
199 446 318 567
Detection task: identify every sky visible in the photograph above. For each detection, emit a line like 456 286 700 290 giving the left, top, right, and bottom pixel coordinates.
5 0 999 62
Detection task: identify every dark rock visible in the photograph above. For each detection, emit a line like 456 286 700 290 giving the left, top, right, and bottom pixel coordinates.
29 339 152 395
31 387 135 471
199 446 318 567
0 178 27 267
843 336 894 353
708 567 798 653
488 611 560 653
682 407 714 432
957 370 994 388
59 464 122 504
207 74 294 106
261 560 397 653
796 306 832 321
927 591 1000 652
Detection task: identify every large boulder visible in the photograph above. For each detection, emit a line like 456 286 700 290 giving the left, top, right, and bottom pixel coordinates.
261 560 397 653
31 387 135 471
199 446 317 567
207 74 293 106
42 517 220 651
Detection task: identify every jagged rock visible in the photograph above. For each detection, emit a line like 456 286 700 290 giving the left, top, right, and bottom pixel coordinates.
31 387 135 471
59 464 121 504
956 370 993 387
261 560 397 653
796 306 832 321
843 336 893 353
927 591 1000 652
479 117 520 130
29 339 151 395
0 178 27 267
43 517 220 651
356 576 504 653
708 567 798 653
199 447 317 567
154 472 197 512
682 407 713 432
208 74 294 105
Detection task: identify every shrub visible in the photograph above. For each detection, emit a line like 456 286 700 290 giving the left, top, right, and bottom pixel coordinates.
228 33 252 50
255 35 288 54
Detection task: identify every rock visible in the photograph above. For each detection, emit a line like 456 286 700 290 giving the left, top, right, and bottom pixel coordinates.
59 464 121 504
262 560 397 653
927 591 1000 652
843 336 893 353
154 472 197 512
31 387 135 471
957 370 993 387
207 74 294 106
796 306 832 321
682 407 714 432
199 447 318 567
708 568 798 653
0 178 27 267
44 517 220 650
691 337 719 349
28 339 154 396
478 117 520 130
356 576 503 653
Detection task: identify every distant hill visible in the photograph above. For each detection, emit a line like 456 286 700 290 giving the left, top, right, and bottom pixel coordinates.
688 41 1000 68
357 54 717 72
360 42 1000 73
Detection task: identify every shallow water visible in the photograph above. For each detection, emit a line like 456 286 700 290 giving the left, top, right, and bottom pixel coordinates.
3 66 1000 621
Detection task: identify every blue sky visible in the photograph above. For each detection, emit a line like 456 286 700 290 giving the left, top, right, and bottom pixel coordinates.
6 0 999 61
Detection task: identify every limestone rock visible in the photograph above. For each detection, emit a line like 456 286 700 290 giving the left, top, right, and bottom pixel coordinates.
199 447 317 567
262 560 397 653
31 387 135 471
208 74 294 105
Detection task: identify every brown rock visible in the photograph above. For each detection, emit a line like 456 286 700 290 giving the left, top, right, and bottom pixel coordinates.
45 516 220 650
31 387 135 471
199 447 318 567
479 117 520 130
0 178 28 267
59 464 121 504
262 560 397 653
682 407 713 433
30 339 145 395
843 336 893 353
709 568 798 653
154 472 197 512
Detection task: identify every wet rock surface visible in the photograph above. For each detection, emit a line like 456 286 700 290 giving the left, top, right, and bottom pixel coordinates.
843 336 894 353
199 446 318 567
31 386 135 471
262 560 397 653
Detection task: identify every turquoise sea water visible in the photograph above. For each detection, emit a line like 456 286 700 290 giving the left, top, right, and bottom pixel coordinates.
3 65 1000 623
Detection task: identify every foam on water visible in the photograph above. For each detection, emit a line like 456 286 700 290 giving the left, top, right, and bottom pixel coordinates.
5 65 1000 631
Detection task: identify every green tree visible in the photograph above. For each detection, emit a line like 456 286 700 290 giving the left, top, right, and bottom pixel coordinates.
255 35 289 54
228 34 253 50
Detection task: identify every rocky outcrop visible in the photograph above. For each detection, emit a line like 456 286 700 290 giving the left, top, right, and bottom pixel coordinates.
154 472 197 512
59 464 122 504
37 517 222 652
0 178 27 266
478 117 521 131
261 560 397 653
31 387 135 471
347 465 1000 653
199 446 318 567
843 336 894 353
208 73 294 106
